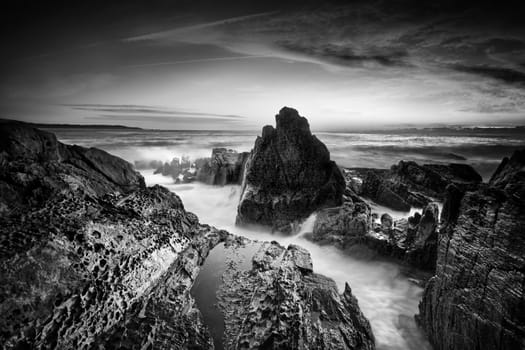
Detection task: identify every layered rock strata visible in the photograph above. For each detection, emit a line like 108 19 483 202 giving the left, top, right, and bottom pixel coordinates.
349 161 482 211
418 150 525 350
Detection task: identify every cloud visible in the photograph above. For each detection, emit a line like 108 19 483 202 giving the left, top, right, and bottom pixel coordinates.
86 114 242 125
276 41 411 68
451 64 525 85
123 55 270 68
63 104 246 120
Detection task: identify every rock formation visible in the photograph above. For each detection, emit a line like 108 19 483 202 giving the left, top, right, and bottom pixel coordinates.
196 148 250 185
350 161 482 211
153 156 193 179
236 107 345 232
0 121 375 349
312 196 440 271
148 148 249 185
418 149 525 350
216 240 375 349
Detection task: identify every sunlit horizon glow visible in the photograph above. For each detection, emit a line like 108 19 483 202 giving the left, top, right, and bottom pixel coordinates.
2 2 525 130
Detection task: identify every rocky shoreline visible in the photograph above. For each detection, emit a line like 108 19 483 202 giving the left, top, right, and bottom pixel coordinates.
1 108 524 350
0 120 374 349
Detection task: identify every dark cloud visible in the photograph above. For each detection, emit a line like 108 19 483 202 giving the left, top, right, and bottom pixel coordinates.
277 41 410 67
451 64 525 85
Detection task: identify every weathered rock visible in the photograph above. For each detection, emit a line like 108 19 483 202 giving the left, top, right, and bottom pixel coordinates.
0 122 376 350
312 199 372 246
418 150 525 350
217 241 375 349
361 170 412 211
236 107 345 232
312 198 439 271
0 121 144 215
196 148 250 185
0 122 226 349
354 161 482 211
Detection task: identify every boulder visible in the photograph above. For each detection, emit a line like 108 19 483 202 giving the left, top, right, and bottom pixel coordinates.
418 149 525 350
313 201 371 243
236 107 345 232
380 213 393 231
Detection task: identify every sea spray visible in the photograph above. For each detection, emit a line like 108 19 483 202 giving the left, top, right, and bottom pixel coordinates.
142 170 432 350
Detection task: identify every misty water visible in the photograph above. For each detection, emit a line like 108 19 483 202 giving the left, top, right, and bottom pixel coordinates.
50 128 525 349
143 171 431 350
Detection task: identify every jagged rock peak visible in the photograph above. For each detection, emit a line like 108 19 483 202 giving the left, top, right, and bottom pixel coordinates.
236 107 345 232
275 106 310 132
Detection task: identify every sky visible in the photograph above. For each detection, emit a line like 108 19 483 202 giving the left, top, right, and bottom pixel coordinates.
2 0 525 130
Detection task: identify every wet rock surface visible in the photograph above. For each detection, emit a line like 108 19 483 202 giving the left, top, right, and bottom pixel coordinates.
0 121 376 350
418 149 525 350
0 122 228 349
147 148 249 185
312 196 440 271
216 240 375 350
349 161 482 211
236 107 345 232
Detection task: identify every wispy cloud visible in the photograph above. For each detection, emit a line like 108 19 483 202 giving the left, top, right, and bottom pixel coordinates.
123 55 270 68
63 104 246 120
86 114 241 124
125 11 278 42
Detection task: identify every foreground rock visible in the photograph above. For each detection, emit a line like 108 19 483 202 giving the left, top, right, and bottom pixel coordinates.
216 240 375 349
0 121 375 349
236 107 345 232
418 150 525 350
349 161 482 211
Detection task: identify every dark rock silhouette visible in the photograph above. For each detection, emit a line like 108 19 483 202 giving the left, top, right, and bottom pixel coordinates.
354 161 482 211
0 121 374 349
236 107 345 232
196 148 250 185
418 149 525 350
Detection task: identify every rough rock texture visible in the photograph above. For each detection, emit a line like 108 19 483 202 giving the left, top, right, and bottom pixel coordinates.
367 202 440 271
217 241 375 350
0 121 144 215
351 161 482 211
312 200 372 246
236 107 345 232
0 122 375 350
312 197 439 271
418 150 525 350
0 122 228 349
196 148 250 185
